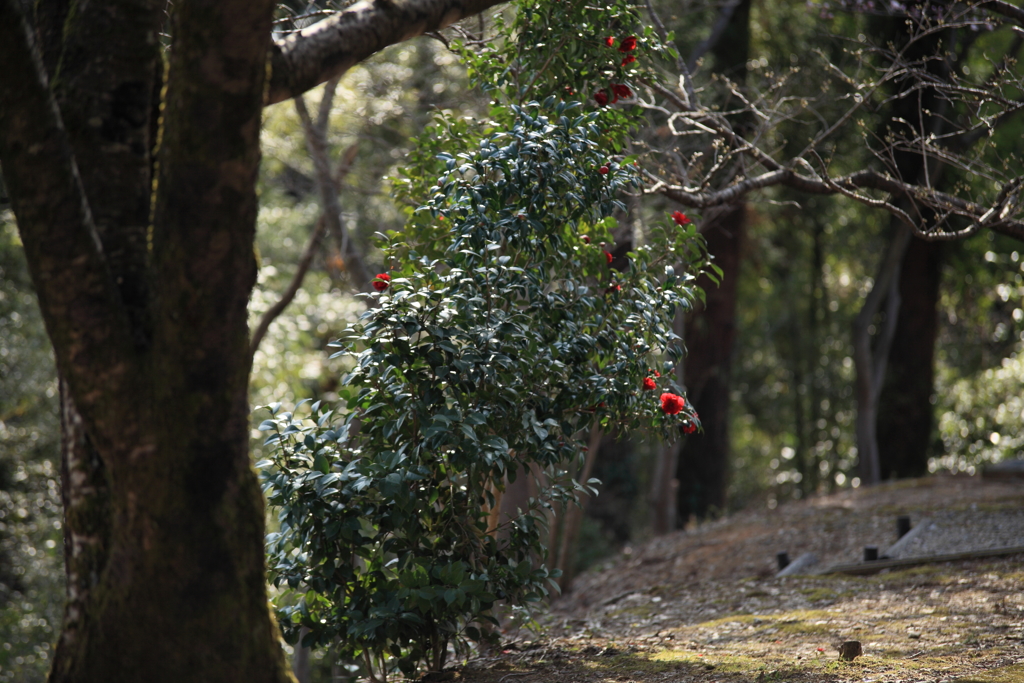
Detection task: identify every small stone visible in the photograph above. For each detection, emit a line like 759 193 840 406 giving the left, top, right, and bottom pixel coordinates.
838 640 862 661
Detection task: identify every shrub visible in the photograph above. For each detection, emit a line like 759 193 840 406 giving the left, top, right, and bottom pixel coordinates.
259 100 707 680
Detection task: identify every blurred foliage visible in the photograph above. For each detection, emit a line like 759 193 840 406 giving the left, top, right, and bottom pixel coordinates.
935 237 1024 474
690 0 1024 509
0 213 64 683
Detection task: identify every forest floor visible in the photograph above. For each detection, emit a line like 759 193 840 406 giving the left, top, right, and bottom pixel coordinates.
455 475 1024 683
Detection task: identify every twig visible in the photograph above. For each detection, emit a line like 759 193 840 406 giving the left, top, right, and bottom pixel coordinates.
250 215 327 357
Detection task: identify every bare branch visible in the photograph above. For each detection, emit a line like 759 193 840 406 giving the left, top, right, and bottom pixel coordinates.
983 0 1024 27
267 0 507 104
250 215 327 357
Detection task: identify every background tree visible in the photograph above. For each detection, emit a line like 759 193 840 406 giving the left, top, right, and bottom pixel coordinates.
674 0 752 522
641 0 1024 497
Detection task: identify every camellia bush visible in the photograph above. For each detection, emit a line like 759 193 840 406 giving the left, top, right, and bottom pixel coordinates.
258 0 712 680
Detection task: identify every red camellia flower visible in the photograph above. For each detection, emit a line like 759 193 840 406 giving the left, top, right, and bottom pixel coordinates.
654 370 661 377
642 377 657 391
619 35 637 52
605 251 613 264
683 422 698 434
621 54 636 67
599 165 610 174
612 84 632 99
605 36 615 47
672 210 691 226
372 273 391 292
594 89 610 106
660 392 685 415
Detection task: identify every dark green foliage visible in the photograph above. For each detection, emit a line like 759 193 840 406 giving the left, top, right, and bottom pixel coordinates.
259 98 708 678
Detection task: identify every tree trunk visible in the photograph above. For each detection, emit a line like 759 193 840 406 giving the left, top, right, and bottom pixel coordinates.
860 3 949 484
671 0 750 523
676 204 745 520
877 238 943 479
0 0 294 680
853 225 912 486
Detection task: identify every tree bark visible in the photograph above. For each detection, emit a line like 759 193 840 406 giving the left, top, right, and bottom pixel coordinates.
853 225 912 486
676 204 745 520
267 0 508 105
1 0 294 680
877 238 943 479
860 3 949 484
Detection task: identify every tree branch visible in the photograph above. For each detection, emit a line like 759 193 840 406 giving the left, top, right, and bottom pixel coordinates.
250 216 327 357
658 167 1024 241
294 95 373 292
267 0 508 104
983 0 1024 27
251 88 363 357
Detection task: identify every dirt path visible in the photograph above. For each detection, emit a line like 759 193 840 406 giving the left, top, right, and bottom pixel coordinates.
456 476 1024 683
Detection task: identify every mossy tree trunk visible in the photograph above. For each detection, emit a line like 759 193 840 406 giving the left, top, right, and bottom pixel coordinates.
0 0 508 678
0 0 286 680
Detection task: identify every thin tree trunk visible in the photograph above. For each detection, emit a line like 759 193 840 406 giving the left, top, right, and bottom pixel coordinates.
295 88 372 293
293 627 312 683
556 427 602 589
867 6 951 482
853 225 912 485
673 0 750 523
858 5 949 485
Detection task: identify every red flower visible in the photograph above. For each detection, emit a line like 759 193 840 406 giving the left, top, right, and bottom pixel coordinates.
599 165 610 175
619 35 637 52
372 273 391 292
582 235 591 244
605 36 615 47
621 54 636 67
605 251 613 264
660 392 685 415
642 377 657 390
654 370 661 377
606 284 621 294
671 211 691 226
612 84 632 99
683 423 698 434
594 89 610 106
